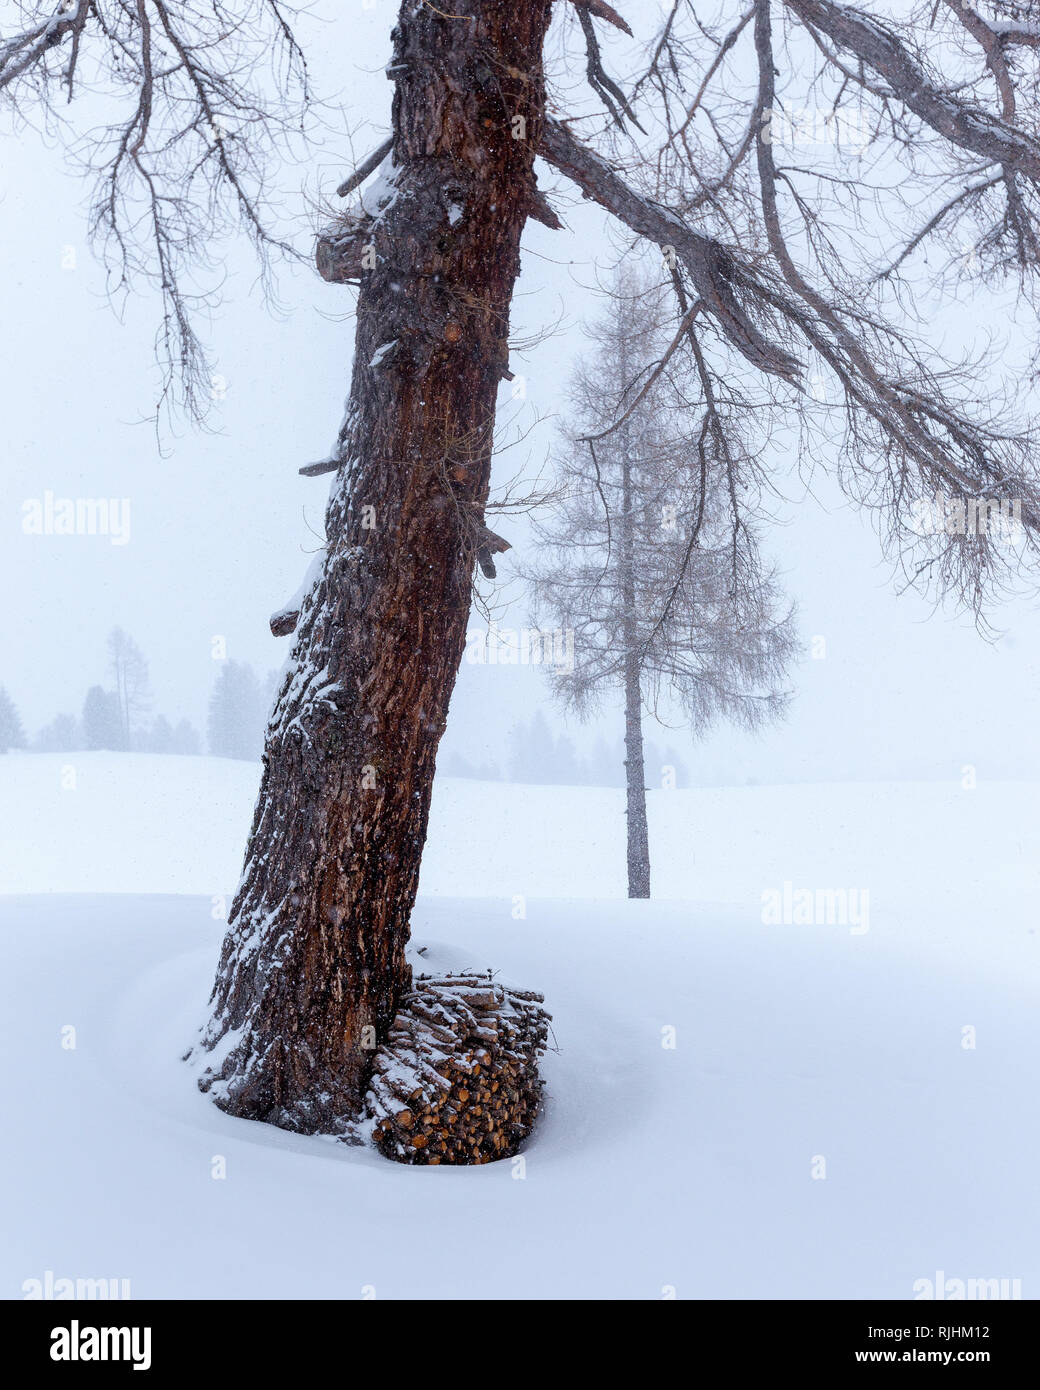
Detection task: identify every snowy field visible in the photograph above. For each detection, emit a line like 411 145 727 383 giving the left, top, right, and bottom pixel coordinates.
2 753 1038 1298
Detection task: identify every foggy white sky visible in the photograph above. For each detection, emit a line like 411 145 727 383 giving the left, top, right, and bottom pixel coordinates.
3 0 1040 786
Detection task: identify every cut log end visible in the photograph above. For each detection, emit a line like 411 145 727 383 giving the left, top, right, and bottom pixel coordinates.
366 972 550 1166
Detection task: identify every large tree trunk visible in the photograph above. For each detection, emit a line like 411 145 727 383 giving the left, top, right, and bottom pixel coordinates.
195 0 555 1135
619 419 651 900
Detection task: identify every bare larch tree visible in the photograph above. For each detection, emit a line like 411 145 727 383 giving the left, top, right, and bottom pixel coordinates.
526 269 796 897
107 627 151 752
9 0 1040 1143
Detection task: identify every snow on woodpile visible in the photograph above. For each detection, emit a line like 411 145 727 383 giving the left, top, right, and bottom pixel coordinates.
366 973 550 1165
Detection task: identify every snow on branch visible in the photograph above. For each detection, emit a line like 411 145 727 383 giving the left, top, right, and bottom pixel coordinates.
784 0 1040 181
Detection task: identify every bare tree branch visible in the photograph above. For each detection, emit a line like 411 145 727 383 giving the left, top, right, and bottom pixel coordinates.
784 0 1040 179
0 0 313 422
539 117 803 380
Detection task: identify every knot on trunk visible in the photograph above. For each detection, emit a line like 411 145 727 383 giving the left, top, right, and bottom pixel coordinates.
366 973 550 1164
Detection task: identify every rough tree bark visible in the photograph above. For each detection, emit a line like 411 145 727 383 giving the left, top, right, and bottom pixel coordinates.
196 0 555 1134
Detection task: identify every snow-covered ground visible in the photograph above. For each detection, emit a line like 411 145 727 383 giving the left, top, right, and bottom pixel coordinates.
2 754 1038 1298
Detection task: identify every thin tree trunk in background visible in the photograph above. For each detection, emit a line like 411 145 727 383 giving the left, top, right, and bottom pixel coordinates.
620 418 651 899
623 653 651 898
196 0 555 1134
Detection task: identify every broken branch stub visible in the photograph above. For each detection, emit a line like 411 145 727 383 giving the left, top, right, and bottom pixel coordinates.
569 0 633 38
336 137 394 199
316 219 374 283
475 523 511 579
270 608 299 637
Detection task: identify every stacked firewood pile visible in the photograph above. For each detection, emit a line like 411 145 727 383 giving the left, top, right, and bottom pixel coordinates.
366 972 550 1165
